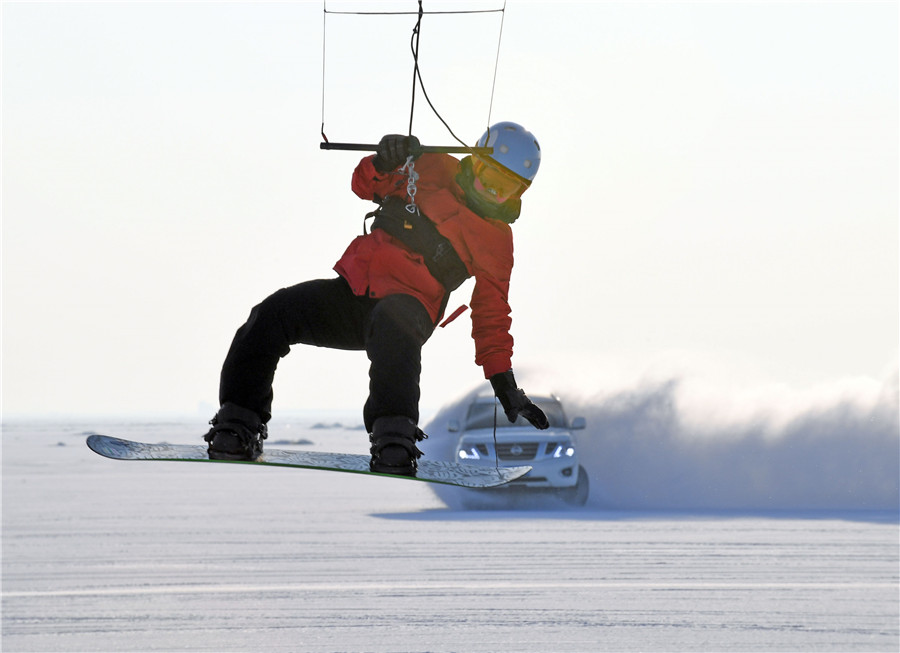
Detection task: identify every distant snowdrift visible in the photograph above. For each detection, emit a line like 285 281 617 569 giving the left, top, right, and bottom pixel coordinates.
424 370 899 512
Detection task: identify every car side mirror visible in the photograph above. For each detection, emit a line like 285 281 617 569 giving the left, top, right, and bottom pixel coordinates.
570 417 586 430
448 420 460 433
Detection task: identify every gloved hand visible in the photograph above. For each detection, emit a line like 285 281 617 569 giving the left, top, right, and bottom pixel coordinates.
373 134 422 173
489 370 550 430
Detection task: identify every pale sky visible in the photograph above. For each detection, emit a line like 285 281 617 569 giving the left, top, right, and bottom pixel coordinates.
3 1 898 419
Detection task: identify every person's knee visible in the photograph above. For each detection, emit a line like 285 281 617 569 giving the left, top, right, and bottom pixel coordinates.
248 286 295 326
368 295 433 343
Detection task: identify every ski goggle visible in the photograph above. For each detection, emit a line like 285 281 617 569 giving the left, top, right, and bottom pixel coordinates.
472 156 529 203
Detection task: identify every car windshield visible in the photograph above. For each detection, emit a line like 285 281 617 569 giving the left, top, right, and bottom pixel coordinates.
465 400 568 430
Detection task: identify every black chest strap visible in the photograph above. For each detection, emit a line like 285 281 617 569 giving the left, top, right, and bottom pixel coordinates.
366 196 471 293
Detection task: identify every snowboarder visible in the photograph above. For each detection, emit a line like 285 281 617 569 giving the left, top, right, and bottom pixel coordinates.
204 121 550 476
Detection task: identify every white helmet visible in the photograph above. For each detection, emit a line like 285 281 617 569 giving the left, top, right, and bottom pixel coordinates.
475 121 541 184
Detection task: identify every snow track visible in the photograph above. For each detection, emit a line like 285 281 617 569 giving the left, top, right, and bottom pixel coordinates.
3 419 897 652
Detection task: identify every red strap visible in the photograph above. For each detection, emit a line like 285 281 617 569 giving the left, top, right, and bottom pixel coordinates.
439 304 469 328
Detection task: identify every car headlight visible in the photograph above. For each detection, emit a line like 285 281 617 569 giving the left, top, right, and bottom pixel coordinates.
458 446 482 460
551 445 576 458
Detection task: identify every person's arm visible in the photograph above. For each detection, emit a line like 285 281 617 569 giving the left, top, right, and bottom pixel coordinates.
469 230 548 430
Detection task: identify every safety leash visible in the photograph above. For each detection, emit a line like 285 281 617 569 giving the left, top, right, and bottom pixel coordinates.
399 154 420 214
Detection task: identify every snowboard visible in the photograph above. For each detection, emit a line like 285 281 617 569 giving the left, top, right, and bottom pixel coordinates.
85 434 530 489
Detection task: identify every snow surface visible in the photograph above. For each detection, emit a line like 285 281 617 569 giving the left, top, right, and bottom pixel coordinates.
2 404 898 652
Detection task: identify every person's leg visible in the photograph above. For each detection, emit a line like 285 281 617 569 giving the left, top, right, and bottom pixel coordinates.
207 277 370 459
219 277 370 422
362 293 435 429
363 293 435 474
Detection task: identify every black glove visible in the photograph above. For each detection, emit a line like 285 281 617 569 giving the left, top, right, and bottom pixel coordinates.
489 370 549 430
373 134 422 173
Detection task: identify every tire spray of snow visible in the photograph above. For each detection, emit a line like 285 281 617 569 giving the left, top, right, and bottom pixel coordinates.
424 365 899 512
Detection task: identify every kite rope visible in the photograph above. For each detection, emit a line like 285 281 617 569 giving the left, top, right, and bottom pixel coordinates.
321 1 507 145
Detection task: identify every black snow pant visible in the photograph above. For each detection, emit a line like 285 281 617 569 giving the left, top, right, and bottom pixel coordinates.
218 277 435 431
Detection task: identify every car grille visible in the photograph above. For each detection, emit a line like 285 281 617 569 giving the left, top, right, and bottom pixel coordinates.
496 442 539 461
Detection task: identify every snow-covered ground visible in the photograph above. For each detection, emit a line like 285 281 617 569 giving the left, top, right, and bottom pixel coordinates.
3 407 898 652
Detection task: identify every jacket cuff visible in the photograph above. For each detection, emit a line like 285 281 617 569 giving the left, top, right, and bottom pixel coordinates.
481 356 512 379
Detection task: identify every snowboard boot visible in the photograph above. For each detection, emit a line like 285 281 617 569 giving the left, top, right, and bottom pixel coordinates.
369 416 427 477
203 403 268 461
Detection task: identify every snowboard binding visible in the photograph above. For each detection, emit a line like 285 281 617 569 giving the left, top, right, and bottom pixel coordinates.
369 416 427 477
204 403 268 461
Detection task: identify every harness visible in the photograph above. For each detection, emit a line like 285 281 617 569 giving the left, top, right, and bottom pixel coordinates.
365 195 470 293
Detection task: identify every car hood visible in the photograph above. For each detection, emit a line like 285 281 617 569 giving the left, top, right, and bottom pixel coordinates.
457 427 574 442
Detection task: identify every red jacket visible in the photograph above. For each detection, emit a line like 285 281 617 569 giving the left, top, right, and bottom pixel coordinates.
334 153 514 378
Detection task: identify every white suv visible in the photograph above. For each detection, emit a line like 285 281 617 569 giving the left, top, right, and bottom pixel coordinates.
448 394 589 505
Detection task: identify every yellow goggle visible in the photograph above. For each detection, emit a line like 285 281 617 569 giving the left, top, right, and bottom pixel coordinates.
472 157 528 203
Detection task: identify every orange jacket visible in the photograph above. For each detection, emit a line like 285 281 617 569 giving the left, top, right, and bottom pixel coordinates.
334 153 514 378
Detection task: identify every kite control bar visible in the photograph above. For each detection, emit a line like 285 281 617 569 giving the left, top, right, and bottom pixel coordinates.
320 142 492 155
